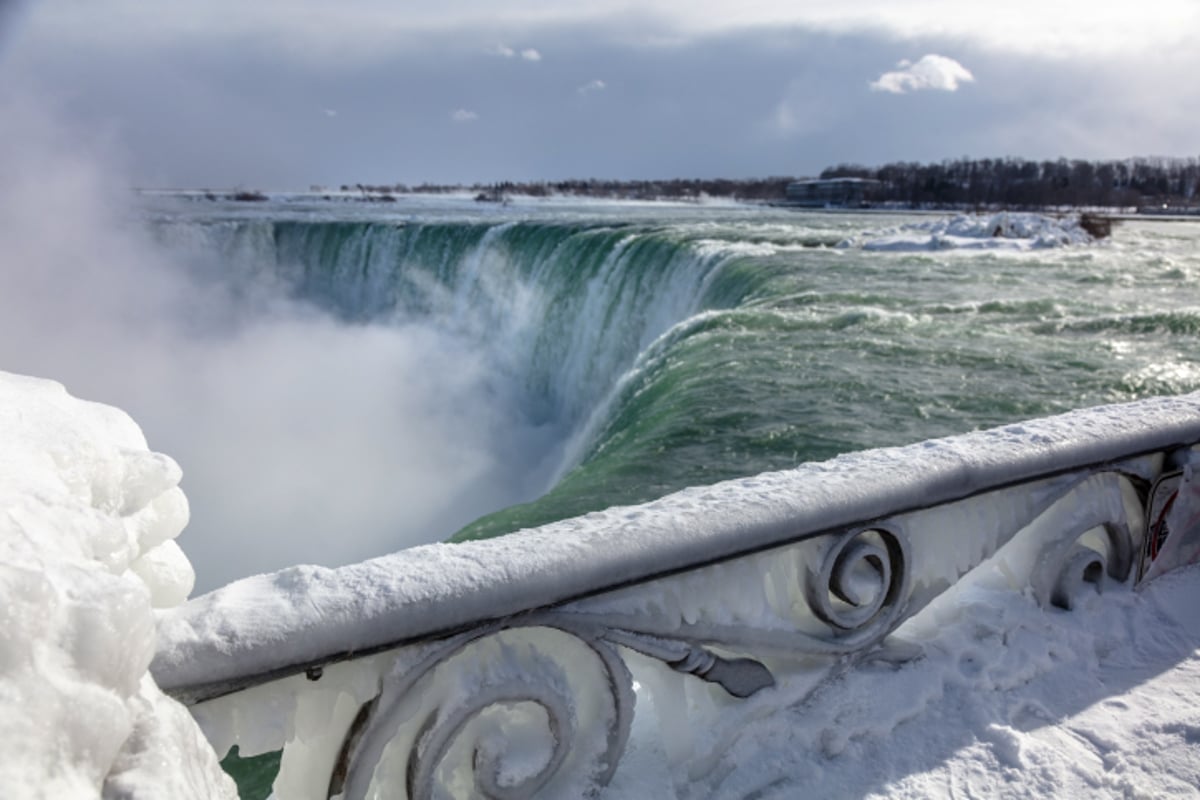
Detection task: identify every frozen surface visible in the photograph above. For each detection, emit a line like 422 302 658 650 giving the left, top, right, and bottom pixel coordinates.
840 212 1095 251
153 391 1200 692
0 371 234 799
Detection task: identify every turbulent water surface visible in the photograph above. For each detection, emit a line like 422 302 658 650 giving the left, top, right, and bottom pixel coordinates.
145 194 1200 584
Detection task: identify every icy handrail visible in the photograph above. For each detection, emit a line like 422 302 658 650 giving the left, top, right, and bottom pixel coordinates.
153 393 1200 698
152 394 1200 798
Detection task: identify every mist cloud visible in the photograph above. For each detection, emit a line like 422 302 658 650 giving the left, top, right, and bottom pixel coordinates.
0 91 556 592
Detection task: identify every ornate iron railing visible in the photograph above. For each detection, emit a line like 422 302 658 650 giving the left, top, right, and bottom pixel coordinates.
152 394 1200 799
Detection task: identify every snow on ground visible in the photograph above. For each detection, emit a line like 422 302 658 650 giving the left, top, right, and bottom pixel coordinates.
605 559 1200 799
0 371 235 799
839 212 1095 251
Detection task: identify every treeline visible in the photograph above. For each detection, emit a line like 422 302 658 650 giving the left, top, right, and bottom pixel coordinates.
820 156 1200 210
320 156 1200 210
338 177 795 202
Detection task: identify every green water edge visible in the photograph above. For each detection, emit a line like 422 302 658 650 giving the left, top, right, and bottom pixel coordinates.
220 746 282 800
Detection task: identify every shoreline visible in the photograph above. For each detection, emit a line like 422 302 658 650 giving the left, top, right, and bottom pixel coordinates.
134 188 1200 222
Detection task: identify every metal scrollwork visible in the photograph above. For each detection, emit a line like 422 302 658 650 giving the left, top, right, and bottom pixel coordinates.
336 625 634 800
1035 518 1138 610
1030 473 1143 611
805 526 910 645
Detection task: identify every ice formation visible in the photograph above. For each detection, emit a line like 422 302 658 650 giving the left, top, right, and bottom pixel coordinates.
840 212 1096 251
0 371 235 798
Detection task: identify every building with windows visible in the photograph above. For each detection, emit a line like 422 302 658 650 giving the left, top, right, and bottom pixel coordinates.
784 177 881 207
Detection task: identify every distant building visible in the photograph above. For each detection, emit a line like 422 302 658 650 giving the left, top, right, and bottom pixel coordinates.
785 178 881 208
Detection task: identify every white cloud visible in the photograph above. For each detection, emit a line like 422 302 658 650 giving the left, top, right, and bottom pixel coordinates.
578 79 606 95
488 44 541 62
321 108 337 117
450 108 479 122
870 54 974 94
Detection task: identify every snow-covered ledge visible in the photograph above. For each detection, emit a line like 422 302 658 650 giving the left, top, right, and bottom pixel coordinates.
152 394 1200 799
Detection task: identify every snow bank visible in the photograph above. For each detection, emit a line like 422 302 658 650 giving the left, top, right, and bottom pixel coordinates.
840 212 1095 251
0 371 234 798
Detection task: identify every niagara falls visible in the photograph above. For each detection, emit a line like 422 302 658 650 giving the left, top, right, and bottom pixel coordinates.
3 1 1200 799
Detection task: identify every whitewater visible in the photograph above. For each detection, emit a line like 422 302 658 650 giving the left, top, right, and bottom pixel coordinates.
3 181 1200 799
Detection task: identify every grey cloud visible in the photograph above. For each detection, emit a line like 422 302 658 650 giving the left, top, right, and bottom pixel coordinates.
4 16 1198 188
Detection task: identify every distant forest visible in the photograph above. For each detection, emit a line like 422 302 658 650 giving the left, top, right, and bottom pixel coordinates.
819 156 1199 211
338 176 796 203
323 156 1200 212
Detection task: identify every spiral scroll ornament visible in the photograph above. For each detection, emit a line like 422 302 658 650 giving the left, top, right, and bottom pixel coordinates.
805 526 910 644
1028 473 1143 611
337 625 634 800
1035 518 1138 610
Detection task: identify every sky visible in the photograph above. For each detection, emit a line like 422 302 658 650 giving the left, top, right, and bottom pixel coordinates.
2 1 1197 189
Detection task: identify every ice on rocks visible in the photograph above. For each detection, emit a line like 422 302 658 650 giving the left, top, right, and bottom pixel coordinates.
838 212 1097 251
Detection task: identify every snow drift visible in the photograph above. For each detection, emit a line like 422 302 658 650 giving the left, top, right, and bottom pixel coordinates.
0 371 234 798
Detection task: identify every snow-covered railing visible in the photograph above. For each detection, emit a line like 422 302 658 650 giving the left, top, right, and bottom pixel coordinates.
152 395 1200 799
